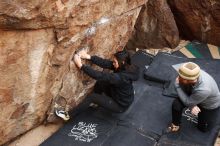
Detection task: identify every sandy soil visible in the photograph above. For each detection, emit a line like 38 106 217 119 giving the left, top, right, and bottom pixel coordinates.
8 123 63 146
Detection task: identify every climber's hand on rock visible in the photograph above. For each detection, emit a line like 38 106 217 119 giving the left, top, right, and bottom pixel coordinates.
74 54 82 68
78 49 91 60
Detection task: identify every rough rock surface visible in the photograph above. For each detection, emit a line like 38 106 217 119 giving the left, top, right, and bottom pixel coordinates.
168 0 220 46
0 29 55 145
0 0 145 145
126 0 179 50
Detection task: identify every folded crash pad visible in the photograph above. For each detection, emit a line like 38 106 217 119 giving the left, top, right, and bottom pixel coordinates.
131 50 153 69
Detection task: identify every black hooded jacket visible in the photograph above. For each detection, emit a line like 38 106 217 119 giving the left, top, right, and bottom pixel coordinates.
81 55 139 107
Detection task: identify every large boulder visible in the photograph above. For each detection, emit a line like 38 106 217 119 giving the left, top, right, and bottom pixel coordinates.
126 0 180 50
0 0 145 145
168 0 220 46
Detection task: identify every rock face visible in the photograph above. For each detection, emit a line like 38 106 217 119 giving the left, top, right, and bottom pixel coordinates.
126 0 180 50
0 29 55 145
168 0 220 46
0 0 145 145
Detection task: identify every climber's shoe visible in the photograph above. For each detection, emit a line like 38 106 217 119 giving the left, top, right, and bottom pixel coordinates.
55 109 70 121
163 123 180 134
89 103 99 108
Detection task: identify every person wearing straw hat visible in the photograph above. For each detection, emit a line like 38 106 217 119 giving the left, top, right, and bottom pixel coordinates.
166 62 220 133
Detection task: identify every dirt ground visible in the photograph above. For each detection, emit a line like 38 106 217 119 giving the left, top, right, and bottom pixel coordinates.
8 123 63 146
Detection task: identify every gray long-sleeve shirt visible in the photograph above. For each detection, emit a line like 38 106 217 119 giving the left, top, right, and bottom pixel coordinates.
175 70 220 109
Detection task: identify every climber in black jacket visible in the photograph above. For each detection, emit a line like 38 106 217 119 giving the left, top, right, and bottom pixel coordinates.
72 49 139 116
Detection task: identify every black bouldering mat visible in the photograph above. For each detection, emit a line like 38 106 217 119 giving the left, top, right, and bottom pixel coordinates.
131 50 165 87
143 53 183 83
121 86 173 137
131 50 154 83
162 80 179 98
158 109 220 146
41 109 118 146
102 126 157 146
131 50 154 69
